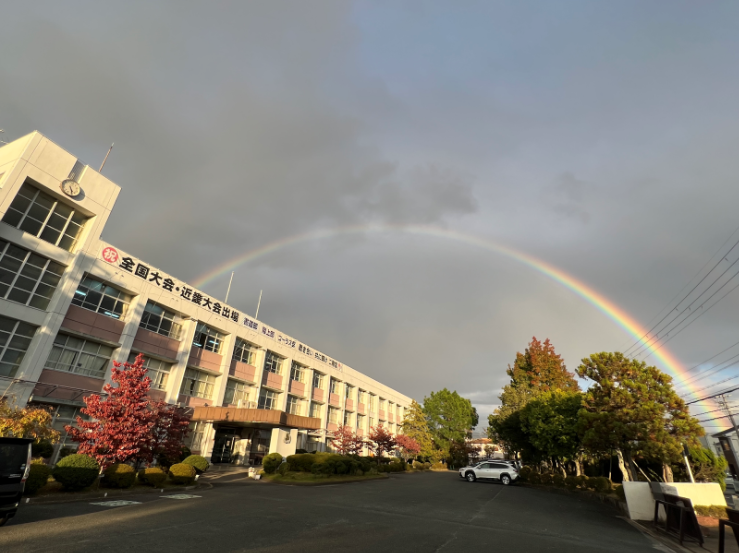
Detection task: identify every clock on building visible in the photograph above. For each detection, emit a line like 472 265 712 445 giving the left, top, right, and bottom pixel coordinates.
60 178 81 198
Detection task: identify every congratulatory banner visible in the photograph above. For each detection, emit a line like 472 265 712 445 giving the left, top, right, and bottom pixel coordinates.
99 244 343 371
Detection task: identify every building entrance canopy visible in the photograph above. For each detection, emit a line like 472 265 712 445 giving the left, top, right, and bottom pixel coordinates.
191 406 321 430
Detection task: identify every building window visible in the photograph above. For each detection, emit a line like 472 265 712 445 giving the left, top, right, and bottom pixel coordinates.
369 395 377 414
379 399 386 411
232 338 256 365
329 378 340 395
139 301 181 339
357 414 365 429
306 436 322 453
128 353 171 390
344 411 352 426
328 407 341 425
224 378 251 406
192 322 224 354
45 334 114 378
0 316 36 378
264 351 283 375
258 389 277 410
188 421 205 451
72 275 131 320
2 182 87 251
358 390 367 404
309 402 322 419
287 395 302 416
369 417 375 428
290 362 304 382
0 240 64 310
313 372 324 389
344 385 352 399
179 368 215 399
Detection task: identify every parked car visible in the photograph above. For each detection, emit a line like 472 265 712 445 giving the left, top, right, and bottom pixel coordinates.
459 461 518 485
0 438 33 527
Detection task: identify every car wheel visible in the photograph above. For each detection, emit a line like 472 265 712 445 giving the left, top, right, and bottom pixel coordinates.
0 516 8 527
466 472 476 482
501 475 511 486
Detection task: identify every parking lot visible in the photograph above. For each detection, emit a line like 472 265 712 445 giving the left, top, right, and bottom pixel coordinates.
0 471 664 552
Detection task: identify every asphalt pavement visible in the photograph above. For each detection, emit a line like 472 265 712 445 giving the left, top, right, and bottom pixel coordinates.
0 471 667 552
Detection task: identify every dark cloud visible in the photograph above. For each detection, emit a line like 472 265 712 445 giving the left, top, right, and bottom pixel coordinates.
3 1 739 425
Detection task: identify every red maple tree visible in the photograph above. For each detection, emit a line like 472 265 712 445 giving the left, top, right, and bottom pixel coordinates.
134 401 192 468
329 424 356 455
349 432 366 456
368 424 396 460
395 434 421 460
66 354 154 470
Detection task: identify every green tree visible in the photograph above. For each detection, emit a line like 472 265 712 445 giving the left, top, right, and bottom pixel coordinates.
577 352 703 481
423 389 478 455
687 447 728 491
489 337 578 454
519 390 583 473
401 400 438 459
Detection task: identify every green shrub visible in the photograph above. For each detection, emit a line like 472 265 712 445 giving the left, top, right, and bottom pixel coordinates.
58 446 76 460
552 474 565 487
575 475 589 489
528 472 541 485
430 461 446 471
593 477 612 493
53 454 100 491
182 455 209 474
24 462 52 495
31 440 54 459
263 453 283 474
287 453 316 472
585 477 599 490
540 473 553 485
138 467 167 487
518 466 534 482
103 463 136 488
168 463 196 485
277 462 289 476
614 485 626 501
695 505 729 519
565 475 578 489
311 462 333 476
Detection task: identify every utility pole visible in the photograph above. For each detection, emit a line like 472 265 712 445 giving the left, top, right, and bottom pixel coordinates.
255 290 263 320
224 271 235 304
718 393 739 487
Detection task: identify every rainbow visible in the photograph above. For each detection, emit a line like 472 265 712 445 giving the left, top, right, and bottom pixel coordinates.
192 224 725 429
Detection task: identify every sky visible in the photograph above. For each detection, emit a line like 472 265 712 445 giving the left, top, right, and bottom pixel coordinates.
3 1 739 433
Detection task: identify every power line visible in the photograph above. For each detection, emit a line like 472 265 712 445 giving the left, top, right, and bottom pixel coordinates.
677 354 739 393
634 274 739 361
623 229 739 355
686 386 739 405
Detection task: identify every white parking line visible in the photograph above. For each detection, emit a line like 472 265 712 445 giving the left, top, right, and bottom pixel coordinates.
90 500 142 507
161 494 201 500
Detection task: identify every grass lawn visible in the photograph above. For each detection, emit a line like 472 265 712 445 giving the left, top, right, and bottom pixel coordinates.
262 472 389 486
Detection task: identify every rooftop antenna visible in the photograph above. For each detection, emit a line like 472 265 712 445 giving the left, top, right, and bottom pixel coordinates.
99 143 114 173
224 271 235 304
255 290 263 319
0 130 7 145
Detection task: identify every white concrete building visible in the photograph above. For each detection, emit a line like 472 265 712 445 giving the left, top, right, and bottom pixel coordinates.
0 132 412 464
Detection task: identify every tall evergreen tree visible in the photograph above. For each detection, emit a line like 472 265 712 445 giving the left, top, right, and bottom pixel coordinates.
401 400 437 459
576 352 703 481
423 389 478 455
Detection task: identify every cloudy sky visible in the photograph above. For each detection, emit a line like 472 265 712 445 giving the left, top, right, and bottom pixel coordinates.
3 1 739 432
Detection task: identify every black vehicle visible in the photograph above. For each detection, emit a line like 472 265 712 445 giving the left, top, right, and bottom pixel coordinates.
0 437 33 527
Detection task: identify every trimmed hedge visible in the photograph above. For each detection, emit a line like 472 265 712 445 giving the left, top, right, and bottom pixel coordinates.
564 475 578 489
695 505 728 519
552 474 565 487
31 440 54 459
182 455 209 474
24 462 52 495
138 467 167 487
263 453 283 474
169 463 196 485
53 454 100 491
287 453 318 472
103 463 136 488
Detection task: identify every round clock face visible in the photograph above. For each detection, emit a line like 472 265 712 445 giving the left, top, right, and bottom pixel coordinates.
60 179 81 198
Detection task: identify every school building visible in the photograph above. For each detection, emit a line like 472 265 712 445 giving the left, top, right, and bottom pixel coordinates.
0 131 413 464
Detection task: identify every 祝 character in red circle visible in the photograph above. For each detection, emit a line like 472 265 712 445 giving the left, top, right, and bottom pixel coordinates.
102 247 119 264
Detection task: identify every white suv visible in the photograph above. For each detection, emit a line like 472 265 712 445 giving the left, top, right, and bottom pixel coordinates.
459 461 518 485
